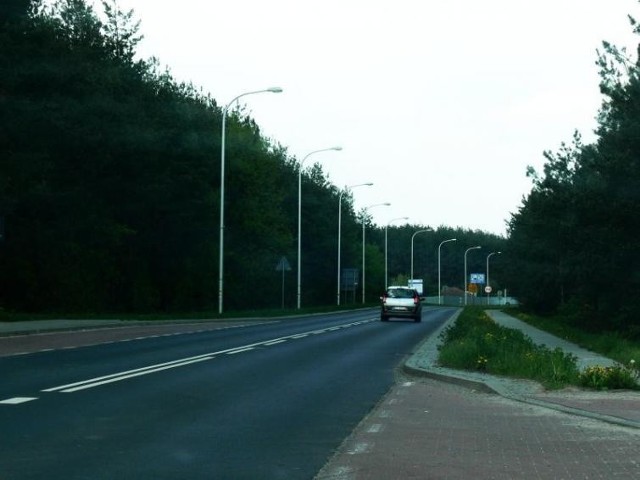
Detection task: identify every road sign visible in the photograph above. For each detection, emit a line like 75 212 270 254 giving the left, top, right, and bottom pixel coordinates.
275 256 291 271
408 279 423 295
484 286 492 294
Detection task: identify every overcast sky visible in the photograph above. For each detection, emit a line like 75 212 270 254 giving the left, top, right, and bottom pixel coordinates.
111 0 638 236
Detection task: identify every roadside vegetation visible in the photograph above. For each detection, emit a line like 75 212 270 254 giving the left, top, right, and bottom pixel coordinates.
438 307 639 390
513 310 640 368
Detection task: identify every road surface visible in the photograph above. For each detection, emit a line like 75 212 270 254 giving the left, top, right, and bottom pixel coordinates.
0 307 453 479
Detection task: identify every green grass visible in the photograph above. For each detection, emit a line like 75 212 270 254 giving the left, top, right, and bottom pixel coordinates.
512 310 640 390
438 307 580 389
438 307 640 390
512 310 640 368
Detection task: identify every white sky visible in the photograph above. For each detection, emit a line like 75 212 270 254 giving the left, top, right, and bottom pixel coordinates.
112 0 638 236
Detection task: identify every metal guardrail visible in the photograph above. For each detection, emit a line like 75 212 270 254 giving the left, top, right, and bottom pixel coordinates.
424 296 520 306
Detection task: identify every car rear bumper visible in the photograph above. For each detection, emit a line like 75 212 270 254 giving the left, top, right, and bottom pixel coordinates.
381 306 421 317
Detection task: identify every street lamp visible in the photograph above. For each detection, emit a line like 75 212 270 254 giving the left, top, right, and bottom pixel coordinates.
219 87 282 314
362 202 391 304
385 217 409 289
297 146 342 309
464 246 482 306
438 238 457 305
410 229 432 283
486 251 502 305
337 182 373 305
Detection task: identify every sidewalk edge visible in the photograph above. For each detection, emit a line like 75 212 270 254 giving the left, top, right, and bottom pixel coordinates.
404 308 640 430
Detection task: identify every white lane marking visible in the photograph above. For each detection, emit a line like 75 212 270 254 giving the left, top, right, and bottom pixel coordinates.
367 424 384 433
59 358 214 393
347 442 372 455
325 466 355 479
42 354 215 392
226 347 255 355
1 397 38 405
290 333 309 339
39 318 376 394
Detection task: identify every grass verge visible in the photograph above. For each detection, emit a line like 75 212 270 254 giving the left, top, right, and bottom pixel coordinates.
438 307 639 390
512 310 640 368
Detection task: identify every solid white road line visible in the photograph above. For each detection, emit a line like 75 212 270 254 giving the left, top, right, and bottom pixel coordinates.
35 317 376 395
59 357 214 393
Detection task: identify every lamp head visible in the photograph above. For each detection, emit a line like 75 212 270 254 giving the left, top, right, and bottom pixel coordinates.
268 87 283 93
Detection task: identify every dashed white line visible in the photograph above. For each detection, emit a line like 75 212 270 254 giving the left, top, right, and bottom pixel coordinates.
367 424 384 433
347 442 372 455
0 397 38 405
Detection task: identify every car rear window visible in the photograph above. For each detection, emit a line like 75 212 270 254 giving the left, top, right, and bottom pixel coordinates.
387 288 414 298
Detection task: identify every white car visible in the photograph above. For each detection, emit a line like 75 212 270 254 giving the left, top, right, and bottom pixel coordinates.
380 286 423 322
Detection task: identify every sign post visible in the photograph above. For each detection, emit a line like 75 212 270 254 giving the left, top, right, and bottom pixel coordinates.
275 256 291 309
484 285 492 305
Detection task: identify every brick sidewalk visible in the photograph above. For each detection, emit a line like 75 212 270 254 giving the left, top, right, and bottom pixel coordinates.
317 377 640 480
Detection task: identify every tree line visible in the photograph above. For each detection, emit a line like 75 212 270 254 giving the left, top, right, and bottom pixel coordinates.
503 18 640 337
0 0 504 314
5 0 638 339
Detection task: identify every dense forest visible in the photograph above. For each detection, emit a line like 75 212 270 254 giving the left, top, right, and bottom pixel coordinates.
0 0 503 314
503 20 640 336
2 0 639 339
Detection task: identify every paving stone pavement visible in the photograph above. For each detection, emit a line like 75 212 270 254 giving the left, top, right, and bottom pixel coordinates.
316 377 640 480
316 308 640 480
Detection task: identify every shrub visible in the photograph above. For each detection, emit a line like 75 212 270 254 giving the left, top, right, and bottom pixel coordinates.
579 361 639 390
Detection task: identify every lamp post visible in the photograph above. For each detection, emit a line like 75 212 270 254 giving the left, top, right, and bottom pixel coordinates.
464 246 482 306
362 202 391 304
219 87 282 314
297 146 342 309
410 229 432 283
486 251 501 305
385 217 409 289
438 238 457 305
337 182 373 305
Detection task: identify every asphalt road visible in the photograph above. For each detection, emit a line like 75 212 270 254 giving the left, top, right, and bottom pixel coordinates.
0 307 454 479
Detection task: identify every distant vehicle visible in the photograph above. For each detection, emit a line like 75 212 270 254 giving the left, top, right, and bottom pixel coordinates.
380 286 422 322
